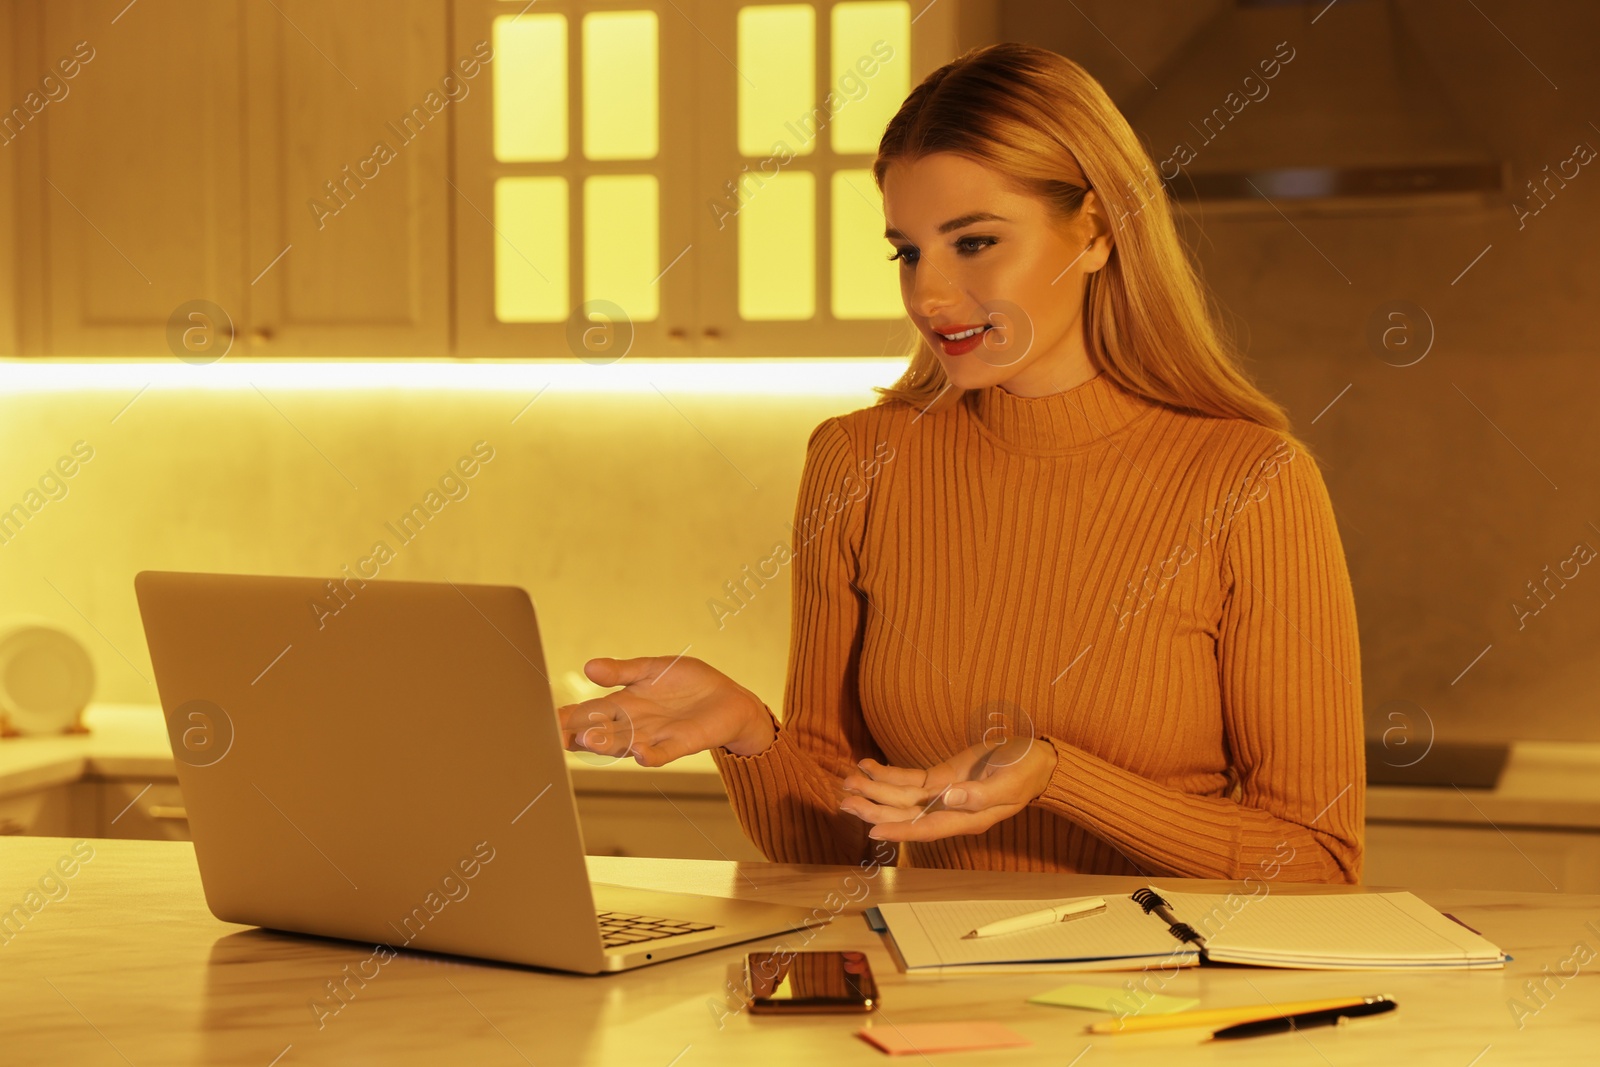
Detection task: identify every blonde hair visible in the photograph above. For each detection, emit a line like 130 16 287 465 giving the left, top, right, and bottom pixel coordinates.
871 43 1310 458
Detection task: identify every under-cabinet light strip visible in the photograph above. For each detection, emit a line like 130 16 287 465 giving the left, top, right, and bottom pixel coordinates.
0 359 910 395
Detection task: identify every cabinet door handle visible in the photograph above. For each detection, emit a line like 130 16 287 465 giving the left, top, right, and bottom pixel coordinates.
148 805 189 821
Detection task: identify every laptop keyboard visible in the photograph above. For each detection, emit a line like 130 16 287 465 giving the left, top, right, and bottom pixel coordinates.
597 910 716 949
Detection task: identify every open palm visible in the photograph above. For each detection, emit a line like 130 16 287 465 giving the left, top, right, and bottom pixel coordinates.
837 737 1056 842
556 655 771 766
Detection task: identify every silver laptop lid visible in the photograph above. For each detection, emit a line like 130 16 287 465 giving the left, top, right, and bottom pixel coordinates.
134 570 607 973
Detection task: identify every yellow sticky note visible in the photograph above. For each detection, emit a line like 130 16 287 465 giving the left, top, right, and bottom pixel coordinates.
1028 984 1199 1015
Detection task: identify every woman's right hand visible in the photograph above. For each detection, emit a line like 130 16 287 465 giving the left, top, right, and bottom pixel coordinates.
556 655 776 766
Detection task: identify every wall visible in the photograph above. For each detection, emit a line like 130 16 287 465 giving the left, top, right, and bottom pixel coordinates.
1002 0 1600 741
2 0 1596 747
0 377 879 715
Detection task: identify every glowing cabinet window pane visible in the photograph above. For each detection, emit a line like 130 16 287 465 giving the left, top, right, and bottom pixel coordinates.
831 170 900 319
584 175 659 321
739 172 814 320
736 6 816 158
494 14 567 162
830 3 910 155
583 11 658 160
494 177 568 322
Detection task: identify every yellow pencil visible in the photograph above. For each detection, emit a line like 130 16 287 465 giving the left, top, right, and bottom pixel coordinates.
1085 995 1383 1035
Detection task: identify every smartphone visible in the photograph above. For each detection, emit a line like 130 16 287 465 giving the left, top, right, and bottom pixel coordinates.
745 950 878 1014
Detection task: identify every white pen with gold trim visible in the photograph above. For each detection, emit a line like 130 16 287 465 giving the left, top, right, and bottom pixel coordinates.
962 897 1108 939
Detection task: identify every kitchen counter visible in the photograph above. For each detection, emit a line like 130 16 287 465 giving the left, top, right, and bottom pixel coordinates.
9 702 1600 892
4 836 1597 1065
0 704 732 801
1363 742 1600 831
0 705 757 861
0 705 180 797
7 706 1600 829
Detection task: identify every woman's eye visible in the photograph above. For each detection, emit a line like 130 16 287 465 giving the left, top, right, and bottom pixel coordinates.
887 236 995 266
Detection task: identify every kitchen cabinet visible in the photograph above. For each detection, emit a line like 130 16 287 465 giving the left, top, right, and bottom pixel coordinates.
9 0 963 359
686 0 920 360
1366 820 1600 894
0 0 18 356
17 708 1600 881
12 0 448 358
575 792 763 861
0 775 185 839
2 770 775 859
452 0 956 359
0 782 82 837
13 0 247 357
449 0 702 359
0 707 764 861
240 0 451 357
98 778 191 841
1365 742 1600 894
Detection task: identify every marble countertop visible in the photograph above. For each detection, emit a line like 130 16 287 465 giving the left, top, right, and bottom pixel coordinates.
1364 741 1600 830
0 704 731 801
4 836 1597 1065
7 705 1600 830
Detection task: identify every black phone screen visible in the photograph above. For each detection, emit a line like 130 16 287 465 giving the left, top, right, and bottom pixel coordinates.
745 950 878 1013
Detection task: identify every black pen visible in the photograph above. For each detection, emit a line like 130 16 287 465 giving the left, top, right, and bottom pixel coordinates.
1210 995 1397 1040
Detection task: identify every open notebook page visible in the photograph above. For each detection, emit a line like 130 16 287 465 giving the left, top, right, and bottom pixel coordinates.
1154 887 1508 967
876 896 1192 969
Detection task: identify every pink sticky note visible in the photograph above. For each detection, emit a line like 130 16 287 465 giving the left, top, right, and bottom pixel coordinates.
857 1022 1032 1056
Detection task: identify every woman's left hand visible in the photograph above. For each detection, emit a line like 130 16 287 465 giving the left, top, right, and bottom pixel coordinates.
837 737 1059 841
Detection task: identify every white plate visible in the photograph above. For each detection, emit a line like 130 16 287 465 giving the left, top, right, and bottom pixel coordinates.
0 622 95 735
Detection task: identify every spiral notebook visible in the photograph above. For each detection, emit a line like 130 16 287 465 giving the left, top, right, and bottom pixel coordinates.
875 887 1510 975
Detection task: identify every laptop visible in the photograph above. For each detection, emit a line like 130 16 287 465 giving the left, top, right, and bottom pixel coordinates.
133 570 822 974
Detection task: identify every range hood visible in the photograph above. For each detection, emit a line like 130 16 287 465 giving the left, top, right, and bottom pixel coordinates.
1126 0 1504 205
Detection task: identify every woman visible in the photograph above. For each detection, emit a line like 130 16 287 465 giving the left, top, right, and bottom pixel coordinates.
559 43 1363 884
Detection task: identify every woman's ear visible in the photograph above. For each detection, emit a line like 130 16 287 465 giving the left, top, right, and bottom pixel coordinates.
1080 189 1114 259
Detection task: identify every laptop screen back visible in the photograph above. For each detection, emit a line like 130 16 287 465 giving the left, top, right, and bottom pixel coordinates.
134 570 606 972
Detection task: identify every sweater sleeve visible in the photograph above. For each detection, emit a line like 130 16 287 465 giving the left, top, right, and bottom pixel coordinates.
1029 437 1366 884
709 416 891 866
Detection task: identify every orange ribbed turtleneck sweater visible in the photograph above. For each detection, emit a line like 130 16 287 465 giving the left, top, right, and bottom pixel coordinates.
710 372 1364 884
